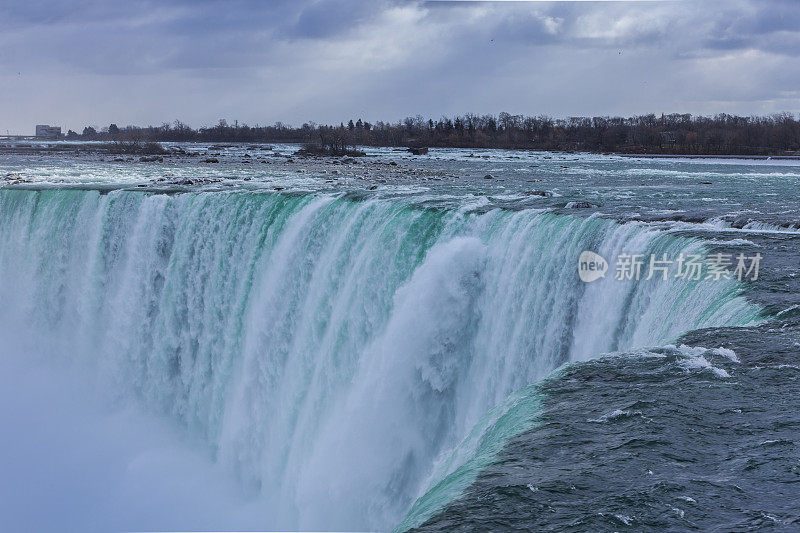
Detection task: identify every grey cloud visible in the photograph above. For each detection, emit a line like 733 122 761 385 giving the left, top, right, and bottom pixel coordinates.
283 0 391 39
0 0 799 134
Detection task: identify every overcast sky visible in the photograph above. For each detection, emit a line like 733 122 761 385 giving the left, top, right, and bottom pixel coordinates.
1 0 798 134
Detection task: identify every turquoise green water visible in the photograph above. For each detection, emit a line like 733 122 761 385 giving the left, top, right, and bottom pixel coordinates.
0 188 762 530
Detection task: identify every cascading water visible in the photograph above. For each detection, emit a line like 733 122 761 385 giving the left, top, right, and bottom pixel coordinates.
0 189 762 530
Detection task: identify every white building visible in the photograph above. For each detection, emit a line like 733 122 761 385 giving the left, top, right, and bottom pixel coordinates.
35 125 62 139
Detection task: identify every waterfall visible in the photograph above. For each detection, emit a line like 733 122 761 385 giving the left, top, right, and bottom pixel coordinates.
0 189 761 530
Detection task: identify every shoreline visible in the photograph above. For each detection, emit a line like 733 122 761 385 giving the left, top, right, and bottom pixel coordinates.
2 141 800 161
616 153 800 160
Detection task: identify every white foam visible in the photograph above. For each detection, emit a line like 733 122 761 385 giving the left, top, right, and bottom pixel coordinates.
673 345 734 378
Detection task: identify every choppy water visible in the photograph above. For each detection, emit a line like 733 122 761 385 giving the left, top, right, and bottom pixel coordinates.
412 331 800 532
0 144 798 531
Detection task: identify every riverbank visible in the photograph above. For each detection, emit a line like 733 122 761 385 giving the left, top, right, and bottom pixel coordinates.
5 140 800 162
618 153 800 160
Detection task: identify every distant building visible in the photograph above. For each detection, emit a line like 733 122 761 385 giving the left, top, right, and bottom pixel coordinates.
35 125 62 139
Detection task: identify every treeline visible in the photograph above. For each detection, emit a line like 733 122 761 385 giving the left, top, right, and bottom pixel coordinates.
66 112 800 155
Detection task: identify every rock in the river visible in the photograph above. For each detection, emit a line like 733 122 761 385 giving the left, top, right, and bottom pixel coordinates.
566 201 595 209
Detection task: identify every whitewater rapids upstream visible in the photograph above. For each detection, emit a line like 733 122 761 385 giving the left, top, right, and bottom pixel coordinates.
0 188 762 531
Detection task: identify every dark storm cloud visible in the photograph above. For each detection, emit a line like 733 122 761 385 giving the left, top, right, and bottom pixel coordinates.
0 0 798 134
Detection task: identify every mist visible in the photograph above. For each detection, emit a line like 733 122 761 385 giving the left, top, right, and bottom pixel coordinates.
0 331 267 532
